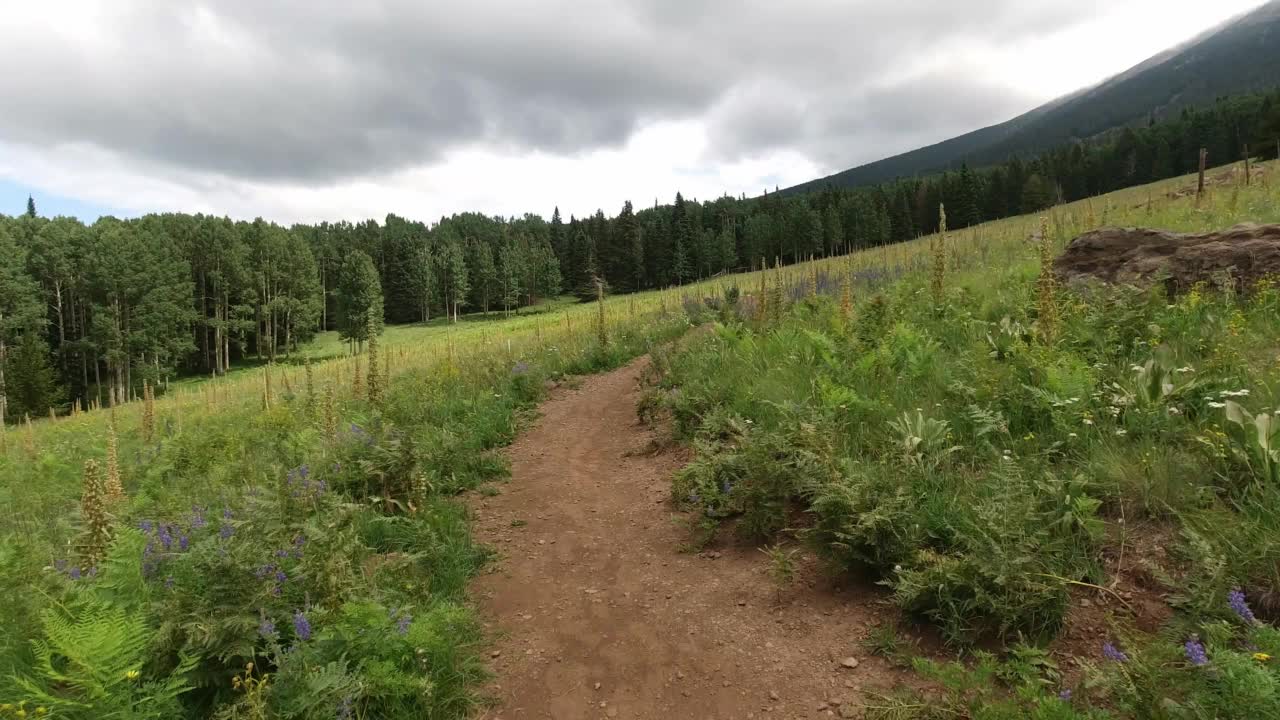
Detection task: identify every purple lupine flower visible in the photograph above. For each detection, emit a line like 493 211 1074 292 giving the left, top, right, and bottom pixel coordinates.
1229 588 1258 625
259 610 277 639
275 549 290 558
69 567 82 581
191 507 207 529
396 614 412 635
274 569 288 584
158 525 173 551
139 520 154 534
1184 638 1209 666
1058 689 1072 702
255 564 276 580
178 535 190 552
293 610 311 641
54 559 67 572
1102 642 1129 663
220 523 235 540
222 507 234 520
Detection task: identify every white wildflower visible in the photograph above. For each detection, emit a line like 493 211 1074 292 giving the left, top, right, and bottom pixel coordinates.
1208 401 1226 409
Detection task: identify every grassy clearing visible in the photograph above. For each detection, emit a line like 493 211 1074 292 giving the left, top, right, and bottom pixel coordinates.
645 164 1280 716
1 161 1275 718
0 282 687 717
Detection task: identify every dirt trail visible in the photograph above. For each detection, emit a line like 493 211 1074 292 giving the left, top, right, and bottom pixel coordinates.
471 357 909 720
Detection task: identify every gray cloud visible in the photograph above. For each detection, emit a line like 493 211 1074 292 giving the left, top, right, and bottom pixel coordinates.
0 1 1110 182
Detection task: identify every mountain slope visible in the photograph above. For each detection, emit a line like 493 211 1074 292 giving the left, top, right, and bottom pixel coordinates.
783 0 1280 195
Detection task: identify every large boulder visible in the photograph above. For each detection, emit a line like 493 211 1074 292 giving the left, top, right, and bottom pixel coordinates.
1054 223 1280 294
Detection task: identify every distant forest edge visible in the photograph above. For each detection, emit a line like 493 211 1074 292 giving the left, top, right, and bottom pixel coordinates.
2 88 1280 419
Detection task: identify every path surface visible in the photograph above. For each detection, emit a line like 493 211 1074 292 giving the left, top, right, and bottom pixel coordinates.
471 357 909 720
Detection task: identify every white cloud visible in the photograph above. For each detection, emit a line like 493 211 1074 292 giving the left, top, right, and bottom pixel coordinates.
0 0 1268 224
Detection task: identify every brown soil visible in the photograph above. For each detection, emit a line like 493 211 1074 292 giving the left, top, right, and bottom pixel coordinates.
470 357 915 720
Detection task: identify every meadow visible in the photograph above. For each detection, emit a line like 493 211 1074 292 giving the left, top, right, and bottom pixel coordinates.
648 163 1280 717
2 161 1278 718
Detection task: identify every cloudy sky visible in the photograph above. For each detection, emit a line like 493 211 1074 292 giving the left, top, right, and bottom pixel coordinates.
0 0 1268 224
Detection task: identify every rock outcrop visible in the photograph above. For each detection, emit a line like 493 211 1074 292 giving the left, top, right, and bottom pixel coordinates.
1054 223 1280 293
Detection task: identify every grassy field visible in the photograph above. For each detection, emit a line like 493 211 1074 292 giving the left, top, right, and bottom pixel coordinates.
1 161 1276 718
647 162 1280 717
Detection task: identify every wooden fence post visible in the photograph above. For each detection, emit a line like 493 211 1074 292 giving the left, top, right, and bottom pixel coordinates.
1244 144 1251 186
1197 148 1207 200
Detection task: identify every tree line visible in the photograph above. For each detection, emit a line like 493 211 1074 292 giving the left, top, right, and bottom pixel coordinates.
2 88 1278 420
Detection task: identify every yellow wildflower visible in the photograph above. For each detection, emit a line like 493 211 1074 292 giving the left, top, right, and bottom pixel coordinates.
125 670 140 681
1255 653 1273 663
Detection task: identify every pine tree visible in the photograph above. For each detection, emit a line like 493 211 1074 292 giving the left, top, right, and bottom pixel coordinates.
336 251 384 352
2 333 62 418
25 195 36 218
616 201 643 291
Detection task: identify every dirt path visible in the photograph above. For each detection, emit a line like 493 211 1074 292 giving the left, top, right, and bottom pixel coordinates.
471 357 909 720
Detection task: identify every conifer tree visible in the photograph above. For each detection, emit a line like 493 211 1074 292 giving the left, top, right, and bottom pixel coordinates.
336 251 383 352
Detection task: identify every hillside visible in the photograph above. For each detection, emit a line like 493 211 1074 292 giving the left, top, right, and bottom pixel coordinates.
783 0 1280 195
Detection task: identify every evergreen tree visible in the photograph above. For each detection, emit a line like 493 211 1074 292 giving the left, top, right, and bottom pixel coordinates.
0 224 44 421
4 332 62 417
25 195 36 219
718 220 738 272
616 201 643 291
335 251 383 352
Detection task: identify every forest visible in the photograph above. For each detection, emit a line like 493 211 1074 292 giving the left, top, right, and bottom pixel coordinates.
2 88 1278 422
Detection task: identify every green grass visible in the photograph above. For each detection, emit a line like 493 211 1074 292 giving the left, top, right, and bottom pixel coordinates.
0 283 687 718
649 164 1280 717
1 161 1276 718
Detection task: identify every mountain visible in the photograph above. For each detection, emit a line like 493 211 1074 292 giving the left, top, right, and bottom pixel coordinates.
782 0 1280 196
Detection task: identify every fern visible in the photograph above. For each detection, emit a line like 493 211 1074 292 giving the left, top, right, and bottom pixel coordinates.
13 602 195 719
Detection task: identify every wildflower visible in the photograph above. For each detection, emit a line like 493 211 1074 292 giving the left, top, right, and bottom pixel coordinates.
125 670 140 680
191 507 207 529
1115 429 1128 436
1255 653 1273 663
255 564 276 580
1229 588 1258 625
159 525 173 551
1058 689 1072 701
1102 642 1129 663
164 576 175 590
68 567 82 581
1083 418 1094 426
396 614 412 635
259 610 277 639
293 610 312 641
275 569 288 584
139 520 154 533
220 523 235 540
223 507 234 520
178 535 189 551
1209 401 1226 409
1184 638 1209 666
